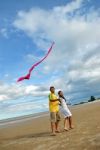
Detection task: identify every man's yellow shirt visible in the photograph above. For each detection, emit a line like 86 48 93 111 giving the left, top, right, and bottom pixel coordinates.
48 93 59 112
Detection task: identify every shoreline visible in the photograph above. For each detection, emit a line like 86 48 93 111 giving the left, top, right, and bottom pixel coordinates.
0 99 100 127
0 111 49 128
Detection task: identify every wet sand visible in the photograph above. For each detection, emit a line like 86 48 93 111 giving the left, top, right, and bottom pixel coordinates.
0 101 100 150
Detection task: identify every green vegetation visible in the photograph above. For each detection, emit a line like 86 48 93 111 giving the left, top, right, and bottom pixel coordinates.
88 96 96 102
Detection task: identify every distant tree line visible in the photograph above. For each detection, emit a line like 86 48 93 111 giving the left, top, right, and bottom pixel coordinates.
74 95 99 105
88 96 96 102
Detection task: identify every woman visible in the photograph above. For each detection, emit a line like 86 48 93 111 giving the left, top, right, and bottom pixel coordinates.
58 90 74 131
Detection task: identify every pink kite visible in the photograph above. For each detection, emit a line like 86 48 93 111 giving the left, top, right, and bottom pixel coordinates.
17 42 54 82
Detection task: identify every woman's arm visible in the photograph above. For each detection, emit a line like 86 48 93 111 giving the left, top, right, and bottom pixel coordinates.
50 99 60 102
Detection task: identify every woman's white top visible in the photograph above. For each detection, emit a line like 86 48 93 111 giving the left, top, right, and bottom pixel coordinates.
60 97 72 118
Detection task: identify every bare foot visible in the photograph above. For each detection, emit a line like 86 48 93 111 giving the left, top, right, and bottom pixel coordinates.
64 128 69 131
51 132 56 136
69 126 74 129
55 130 60 133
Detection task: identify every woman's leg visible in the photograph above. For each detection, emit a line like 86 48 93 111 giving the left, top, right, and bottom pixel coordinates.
69 116 74 129
64 117 69 130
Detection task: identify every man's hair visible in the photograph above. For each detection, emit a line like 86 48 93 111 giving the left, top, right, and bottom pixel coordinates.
50 86 55 90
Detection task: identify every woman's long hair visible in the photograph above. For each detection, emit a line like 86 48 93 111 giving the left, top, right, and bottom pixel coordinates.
58 91 66 102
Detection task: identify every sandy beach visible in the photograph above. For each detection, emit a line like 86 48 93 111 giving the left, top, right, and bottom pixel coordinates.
0 101 100 150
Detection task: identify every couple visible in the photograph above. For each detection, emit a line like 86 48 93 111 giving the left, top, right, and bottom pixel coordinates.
48 86 74 136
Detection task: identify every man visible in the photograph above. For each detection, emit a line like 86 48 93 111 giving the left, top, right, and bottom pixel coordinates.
48 86 61 135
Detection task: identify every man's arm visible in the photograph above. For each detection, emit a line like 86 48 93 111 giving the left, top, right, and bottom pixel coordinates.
50 99 61 106
50 99 60 102
49 94 60 102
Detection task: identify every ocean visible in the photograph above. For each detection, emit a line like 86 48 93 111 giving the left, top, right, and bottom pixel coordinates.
0 97 49 121
0 96 89 121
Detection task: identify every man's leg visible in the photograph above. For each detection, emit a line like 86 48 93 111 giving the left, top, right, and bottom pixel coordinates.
55 111 61 132
50 112 56 135
51 122 56 135
55 120 60 132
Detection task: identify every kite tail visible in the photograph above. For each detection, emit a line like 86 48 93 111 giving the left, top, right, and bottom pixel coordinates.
29 42 55 73
17 42 54 82
17 73 30 82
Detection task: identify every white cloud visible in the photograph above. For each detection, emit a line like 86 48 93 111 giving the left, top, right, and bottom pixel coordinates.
0 82 49 101
53 0 83 14
0 95 9 101
0 28 8 38
6 0 100 102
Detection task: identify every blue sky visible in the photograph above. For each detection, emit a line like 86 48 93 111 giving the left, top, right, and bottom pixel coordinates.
0 0 100 118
